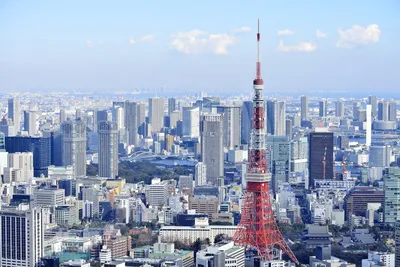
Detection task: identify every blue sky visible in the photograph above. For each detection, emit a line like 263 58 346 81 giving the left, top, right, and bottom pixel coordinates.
0 0 399 95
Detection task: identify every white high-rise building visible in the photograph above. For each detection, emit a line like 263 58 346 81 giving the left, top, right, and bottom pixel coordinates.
301 95 309 121
182 106 200 138
0 206 44 267
195 162 207 186
112 106 124 130
3 152 34 183
98 121 118 178
149 97 165 133
335 101 344 118
366 104 372 147
218 106 242 149
8 98 20 132
34 188 65 207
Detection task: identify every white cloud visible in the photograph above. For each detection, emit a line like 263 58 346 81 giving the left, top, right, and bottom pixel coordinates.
277 29 295 36
86 40 104 48
232 26 251 33
278 40 317 52
336 24 381 49
139 34 155 42
316 29 327 39
170 30 236 55
129 37 135 45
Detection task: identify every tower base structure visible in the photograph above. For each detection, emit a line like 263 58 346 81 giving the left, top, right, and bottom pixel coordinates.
233 182 299 265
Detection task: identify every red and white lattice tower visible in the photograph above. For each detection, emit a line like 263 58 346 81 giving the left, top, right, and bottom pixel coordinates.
232 20 299 265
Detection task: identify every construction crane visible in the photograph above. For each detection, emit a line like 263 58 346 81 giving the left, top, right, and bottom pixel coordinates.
322 147 327 180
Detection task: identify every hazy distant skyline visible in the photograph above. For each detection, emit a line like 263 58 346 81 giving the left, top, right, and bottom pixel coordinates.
1 0 399 94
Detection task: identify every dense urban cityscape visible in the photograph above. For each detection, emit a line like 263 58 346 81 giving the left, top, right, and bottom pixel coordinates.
1 1 400 267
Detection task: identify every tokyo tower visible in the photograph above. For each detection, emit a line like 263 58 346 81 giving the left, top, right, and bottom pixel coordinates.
232 20 299 265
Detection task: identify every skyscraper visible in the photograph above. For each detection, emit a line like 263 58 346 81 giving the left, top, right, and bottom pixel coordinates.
98 121 118 178
366 104 372 147
8 98 20 132
182 106 200 138
59 109 66 124
217 105 242 149
383 167 400 225
0 206 44 267
61 119 87 177
112 106 124 130
368 95 377 118
301 95 309 121
23 111 37 136
122 101 139 146
266 136 290 194
201 114 223 185
267 101 286 136
241 101 253 145
308 132 334 188
149 97 165 133
96 109 110 122
168 98 177 115
335 101 344 118
389 101 397 121
319 99 327 118
137 102 146 136
195 162 207 186
378 101 389 121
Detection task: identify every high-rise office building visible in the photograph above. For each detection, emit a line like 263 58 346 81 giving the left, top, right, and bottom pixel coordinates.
5 136 51 177
370 145 392 167
378 101 389 121
59 109 66 124
97 109 110 122
286 119 292 139
8 98 20 132
169 110 181 130
383 167 400 225
308 132 334 188
366 105 372 147
34 188 65 207
396 221 400 266
149 97 165 133
389 101 397 122
217 105 242 149
368 95 377 118
61 119 87 177
136 102 146 136
23 111 37 136
267 101 286 136
0 206 44 267
291 137 309 173
168 98 177 115
353 102 361 121
98 121 118 178
3 152 34 182
241 101 253 144
123 101 139 146
182 107 200 138
335 101 344 118
319 99 327 118
195 162 207 186
75 108 82 119
266 136 290 194
301 96 309 121
112 106 124 130
201 114 223 185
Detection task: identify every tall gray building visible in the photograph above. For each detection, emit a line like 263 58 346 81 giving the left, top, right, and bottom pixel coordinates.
301 95 309 121
168 98 177 115
61 119 87 177
384 167 400 225
378 101 389 121
319 99 327 118
98 121 118 178
201 114 223 185
137 102 146 136
59 109 66 124
389 101 397 122
267 101 286 136
217 106 241 149
267 136 290 194
149 97 165 133
368 95 377 118
241 101 253 145
123 101 139 146
335 101 344 118
23 110 37 136
8 98 20 132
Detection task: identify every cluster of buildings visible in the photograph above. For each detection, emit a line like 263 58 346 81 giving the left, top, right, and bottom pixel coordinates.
0 92 399 266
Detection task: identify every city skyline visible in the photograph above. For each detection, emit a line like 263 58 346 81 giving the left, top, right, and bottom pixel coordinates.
1 1 399 94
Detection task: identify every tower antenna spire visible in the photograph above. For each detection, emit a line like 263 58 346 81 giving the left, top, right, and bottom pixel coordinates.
256 18 261 80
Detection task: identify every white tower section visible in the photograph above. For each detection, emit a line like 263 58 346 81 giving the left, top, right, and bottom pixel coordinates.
366 104 372 147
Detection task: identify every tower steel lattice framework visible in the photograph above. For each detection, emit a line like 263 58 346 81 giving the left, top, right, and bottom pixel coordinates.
232 20 299 265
